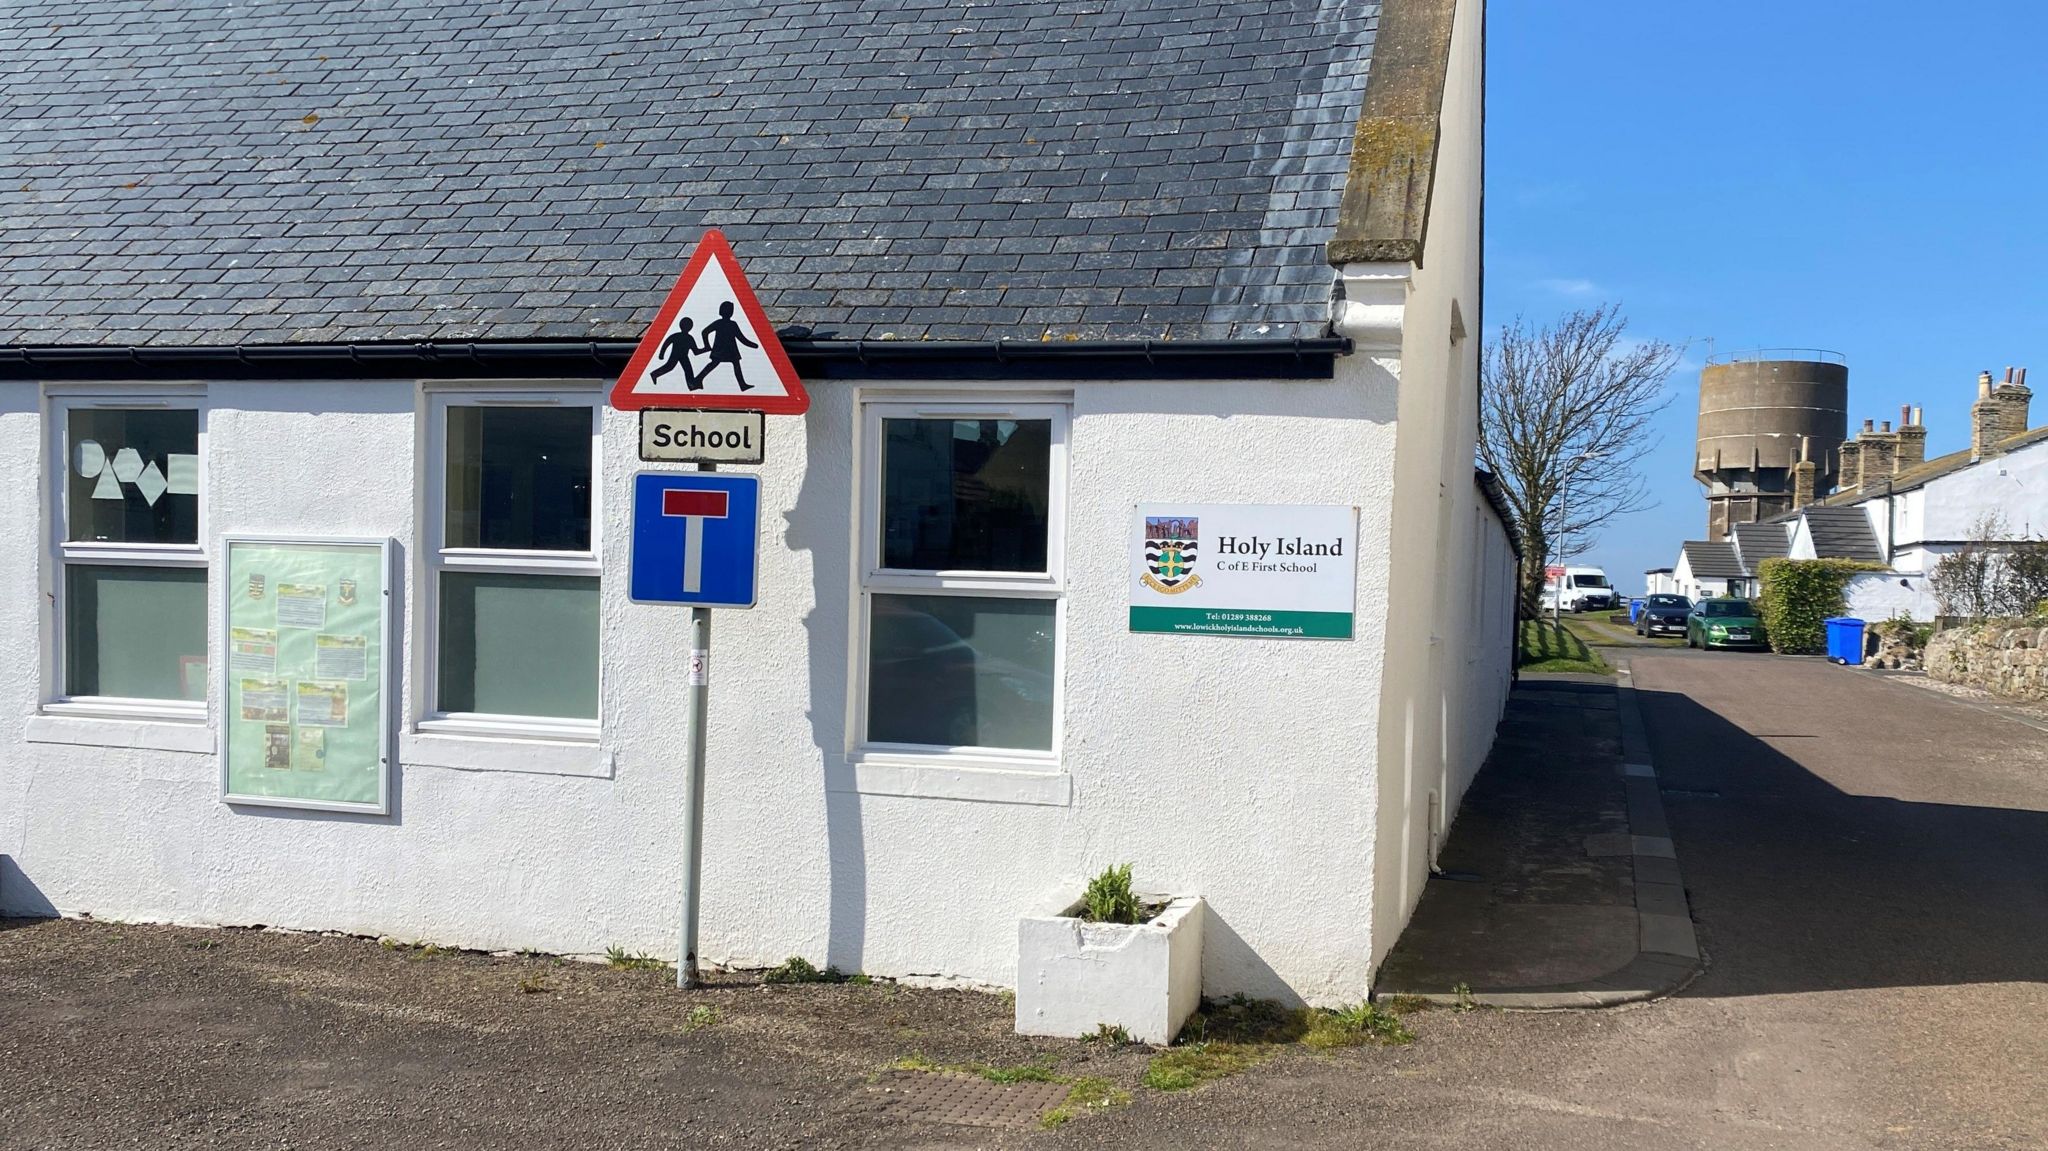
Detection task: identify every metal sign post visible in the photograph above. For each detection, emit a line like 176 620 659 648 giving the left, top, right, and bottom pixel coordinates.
612 229 807 996
679 463 715 988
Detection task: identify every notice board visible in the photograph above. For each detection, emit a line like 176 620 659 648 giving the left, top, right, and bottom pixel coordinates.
219 536 393 814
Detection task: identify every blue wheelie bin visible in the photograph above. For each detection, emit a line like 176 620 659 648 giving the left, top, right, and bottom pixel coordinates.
1824 617 1866 665
1628 598 1645 623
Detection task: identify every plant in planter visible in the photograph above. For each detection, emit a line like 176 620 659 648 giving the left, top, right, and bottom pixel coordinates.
1015 863 1204 1046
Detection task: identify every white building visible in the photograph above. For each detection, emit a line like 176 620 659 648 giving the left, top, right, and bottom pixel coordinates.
1716 373 2045 621
0 0 1509 1005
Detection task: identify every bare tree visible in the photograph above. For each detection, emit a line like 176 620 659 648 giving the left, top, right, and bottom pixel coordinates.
1477 305 1680 612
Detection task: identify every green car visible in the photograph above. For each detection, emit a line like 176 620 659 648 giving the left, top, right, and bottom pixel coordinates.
1686 598 1766 650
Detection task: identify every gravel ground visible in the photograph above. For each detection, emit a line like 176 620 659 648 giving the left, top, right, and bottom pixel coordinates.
5 653 2043 1151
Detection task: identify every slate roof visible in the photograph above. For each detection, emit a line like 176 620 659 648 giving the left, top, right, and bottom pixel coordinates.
0 0 1379 348
1730 521 1790 575
1797 506 1884 565
1679 541 1744 580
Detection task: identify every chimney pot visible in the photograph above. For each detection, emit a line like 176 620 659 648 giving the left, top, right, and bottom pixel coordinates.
1912 405 1923 426
1881 420 1892 433
1862 418 1875 434
1979 370 1994 399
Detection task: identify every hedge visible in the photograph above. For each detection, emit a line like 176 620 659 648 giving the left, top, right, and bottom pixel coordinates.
1755 557 1882 655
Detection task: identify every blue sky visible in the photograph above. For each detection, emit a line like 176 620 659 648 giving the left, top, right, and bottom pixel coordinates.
1484 1 2048 590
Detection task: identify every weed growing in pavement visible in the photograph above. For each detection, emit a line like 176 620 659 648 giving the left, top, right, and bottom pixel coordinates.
1302 1003 1415 1049
762 956 850 984
515 947 548 959
1452 982 1478 1012
889 1054 943 1073
1378 995 1435 1015
1039 1077 1131 1129
605 947 671 973
381 939 446 959
1180 993 1307 1044
516 975 550 995
847 972 873 986
686 1005 718 1030
1083 1023 1136 1046
1142 1043 1270 1091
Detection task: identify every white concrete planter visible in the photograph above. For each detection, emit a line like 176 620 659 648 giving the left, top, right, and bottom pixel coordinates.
1014 893 1204 1046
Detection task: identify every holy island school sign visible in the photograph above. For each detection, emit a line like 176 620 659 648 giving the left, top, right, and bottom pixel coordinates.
1128 502 1358 639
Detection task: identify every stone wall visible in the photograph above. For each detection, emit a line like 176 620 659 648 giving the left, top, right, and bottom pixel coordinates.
1927 624 2048 701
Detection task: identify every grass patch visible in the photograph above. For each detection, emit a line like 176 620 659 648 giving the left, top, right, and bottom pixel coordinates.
605 947 670 973
686 1004 718 1030
516 974 550 994
892 1056 1127 1129
1377 994 1435 1015
1302 1002 1415 1049
381 938 447 960
1517 619 1613 674
1040 1077 1131 1129
762 955 850 984
1141 1043 1270 1091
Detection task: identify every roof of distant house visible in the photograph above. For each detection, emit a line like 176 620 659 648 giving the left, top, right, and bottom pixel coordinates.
1796 505 1885 565
1818 423 2048 505
0 0 1382 347
1679 541 1744 580
1730 521 1791 574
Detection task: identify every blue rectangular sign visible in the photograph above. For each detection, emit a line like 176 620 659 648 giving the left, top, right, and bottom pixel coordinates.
629 472 760 608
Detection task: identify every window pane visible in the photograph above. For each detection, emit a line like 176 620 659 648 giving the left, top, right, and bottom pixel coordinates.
446 406 592 551
867 594 1055 750
65 565 207 700
438 572 598 718
66 408 199 544
881 418 1049 571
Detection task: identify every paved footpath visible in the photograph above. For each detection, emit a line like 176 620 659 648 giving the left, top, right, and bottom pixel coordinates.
2 652 2043 1149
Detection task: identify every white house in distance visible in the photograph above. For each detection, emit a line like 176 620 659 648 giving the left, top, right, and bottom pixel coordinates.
1690 368 2044 621
0 0 1509 1005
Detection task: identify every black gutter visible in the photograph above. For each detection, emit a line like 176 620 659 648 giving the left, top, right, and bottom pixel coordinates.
0 337 1350 382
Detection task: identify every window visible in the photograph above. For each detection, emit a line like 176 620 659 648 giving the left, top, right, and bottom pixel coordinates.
856 401 1066 761
52 400 207 712
427 394 600 733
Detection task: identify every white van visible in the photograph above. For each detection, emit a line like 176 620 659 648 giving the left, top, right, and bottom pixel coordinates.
1540 565 1616 613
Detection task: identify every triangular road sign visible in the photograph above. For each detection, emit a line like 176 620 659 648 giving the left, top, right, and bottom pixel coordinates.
611 230 809 415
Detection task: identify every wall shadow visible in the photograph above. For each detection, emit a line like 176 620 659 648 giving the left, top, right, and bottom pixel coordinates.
0 855 58 919
1636 685 2048 997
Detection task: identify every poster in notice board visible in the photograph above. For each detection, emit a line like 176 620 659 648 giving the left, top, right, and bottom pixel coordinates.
219 536 393 814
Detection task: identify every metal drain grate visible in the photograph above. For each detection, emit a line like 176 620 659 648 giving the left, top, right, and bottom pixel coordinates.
871 1071 1069 1129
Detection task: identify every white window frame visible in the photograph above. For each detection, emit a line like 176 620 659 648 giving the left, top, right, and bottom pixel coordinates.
850 398 1069 778
43 392 209 723
420 388 602 742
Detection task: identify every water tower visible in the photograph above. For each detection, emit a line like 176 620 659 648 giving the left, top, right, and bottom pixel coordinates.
1695 350 1849 538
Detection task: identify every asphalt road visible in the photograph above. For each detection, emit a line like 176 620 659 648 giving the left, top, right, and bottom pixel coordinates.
2 651 2042 1149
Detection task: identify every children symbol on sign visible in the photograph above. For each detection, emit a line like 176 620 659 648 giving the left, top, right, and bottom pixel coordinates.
646 302 759 392
699 301 759 391
648 317 704 390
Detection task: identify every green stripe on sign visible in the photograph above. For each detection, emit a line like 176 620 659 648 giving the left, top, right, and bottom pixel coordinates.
1130 606 1353 639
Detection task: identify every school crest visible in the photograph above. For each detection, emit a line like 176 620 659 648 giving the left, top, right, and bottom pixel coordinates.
337 578 357 607
248 574 266 600
1141 516 1201 595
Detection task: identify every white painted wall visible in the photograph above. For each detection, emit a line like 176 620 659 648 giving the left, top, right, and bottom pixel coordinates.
1855 440 2048 574
1843 572 1939 623
1345 0 1505 978
0 367 1403 1006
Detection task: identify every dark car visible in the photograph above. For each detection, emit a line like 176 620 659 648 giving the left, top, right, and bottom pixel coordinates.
1634 593 1692 637
1686 597 1767 650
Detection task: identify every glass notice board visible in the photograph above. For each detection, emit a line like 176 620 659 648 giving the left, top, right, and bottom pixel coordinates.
219 536 393 814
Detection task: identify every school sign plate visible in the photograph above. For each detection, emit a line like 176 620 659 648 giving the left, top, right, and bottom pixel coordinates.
1128 502 1358 639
